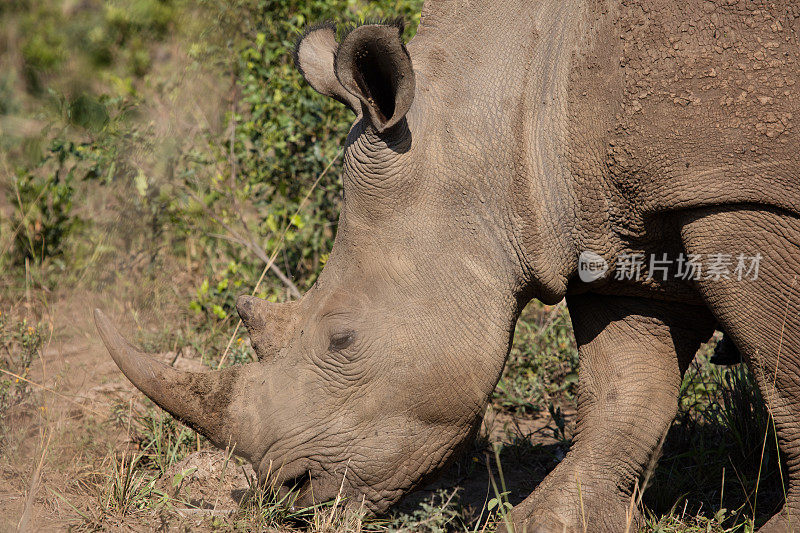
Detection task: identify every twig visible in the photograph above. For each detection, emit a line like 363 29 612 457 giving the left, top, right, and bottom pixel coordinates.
186 189 302 299
0 368 105 417
216 148 343 369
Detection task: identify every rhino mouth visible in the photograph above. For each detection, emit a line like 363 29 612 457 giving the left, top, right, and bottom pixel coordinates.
278 467 358 510
278 470 314 505
267 461 342 509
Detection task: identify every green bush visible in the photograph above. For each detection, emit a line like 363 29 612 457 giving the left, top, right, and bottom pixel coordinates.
644 352 785 529
1 0 424 315
10 163 81 269
164 0 424 336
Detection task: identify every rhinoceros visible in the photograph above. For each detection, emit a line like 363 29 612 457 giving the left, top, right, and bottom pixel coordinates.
95 0 800 530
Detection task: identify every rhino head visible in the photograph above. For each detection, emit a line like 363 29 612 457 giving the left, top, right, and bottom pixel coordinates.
96 17 571 513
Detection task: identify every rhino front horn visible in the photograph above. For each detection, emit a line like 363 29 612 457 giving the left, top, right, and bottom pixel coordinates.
94 309 258 460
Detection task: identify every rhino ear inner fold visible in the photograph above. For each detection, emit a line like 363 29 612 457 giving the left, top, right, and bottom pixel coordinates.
294 23 361 113
335 24 416 132
93 309 258 461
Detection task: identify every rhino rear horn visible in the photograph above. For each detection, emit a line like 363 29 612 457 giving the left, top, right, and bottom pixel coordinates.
94 309 258 461
335 21 416 132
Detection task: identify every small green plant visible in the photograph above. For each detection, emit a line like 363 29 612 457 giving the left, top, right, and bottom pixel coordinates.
226 336 254 366
0 311 45 422
127 406 200 475
643 343 783 531
487 443 515 533
103 451 157 516
189 260 248 321
642 505 752 533
487 491 513 514
548 403 570 444
233 471 313 530
380 489 466 533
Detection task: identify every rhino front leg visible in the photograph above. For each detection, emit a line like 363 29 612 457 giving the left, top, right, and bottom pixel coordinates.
504 295 715 533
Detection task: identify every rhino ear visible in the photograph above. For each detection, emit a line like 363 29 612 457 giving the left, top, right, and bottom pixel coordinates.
294 23 361 112
335 20 416 132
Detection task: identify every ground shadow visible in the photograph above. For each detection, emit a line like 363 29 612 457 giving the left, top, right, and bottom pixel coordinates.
395 413 571 529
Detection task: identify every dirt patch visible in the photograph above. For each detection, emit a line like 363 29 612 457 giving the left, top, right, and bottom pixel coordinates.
156 449 256 513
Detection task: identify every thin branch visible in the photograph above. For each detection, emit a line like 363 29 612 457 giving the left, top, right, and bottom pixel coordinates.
216 148 343 369
0 368 105 417
186 189 301 299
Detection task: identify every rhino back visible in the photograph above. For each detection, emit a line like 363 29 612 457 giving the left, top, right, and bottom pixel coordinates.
568 0 800 226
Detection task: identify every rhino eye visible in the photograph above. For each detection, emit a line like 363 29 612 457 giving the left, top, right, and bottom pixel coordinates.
329 331 355 351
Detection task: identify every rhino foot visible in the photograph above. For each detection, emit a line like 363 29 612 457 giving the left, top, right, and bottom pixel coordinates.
495 511 568 533
498 485 639 533
757 510 800 533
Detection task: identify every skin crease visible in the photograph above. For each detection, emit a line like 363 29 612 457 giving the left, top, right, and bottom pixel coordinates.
95 0 800 531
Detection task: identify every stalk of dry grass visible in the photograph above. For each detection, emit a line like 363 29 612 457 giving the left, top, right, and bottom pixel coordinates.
16 429 52 533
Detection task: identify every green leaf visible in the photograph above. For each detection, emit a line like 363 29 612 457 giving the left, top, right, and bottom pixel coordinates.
134 170 149 197
198 279 209 297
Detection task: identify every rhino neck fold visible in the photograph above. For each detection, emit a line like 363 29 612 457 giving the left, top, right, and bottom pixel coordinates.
409 0 587 304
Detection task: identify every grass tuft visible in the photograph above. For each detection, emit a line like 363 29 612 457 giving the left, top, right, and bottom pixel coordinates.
103 451 158 516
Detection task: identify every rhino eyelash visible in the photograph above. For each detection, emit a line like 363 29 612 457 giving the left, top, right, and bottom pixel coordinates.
328 331 356 351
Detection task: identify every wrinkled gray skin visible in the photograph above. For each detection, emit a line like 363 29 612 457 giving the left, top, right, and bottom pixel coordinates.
96 0 800 530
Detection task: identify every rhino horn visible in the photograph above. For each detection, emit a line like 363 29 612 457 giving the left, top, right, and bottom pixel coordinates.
236 294 267 326
94 309 258 460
